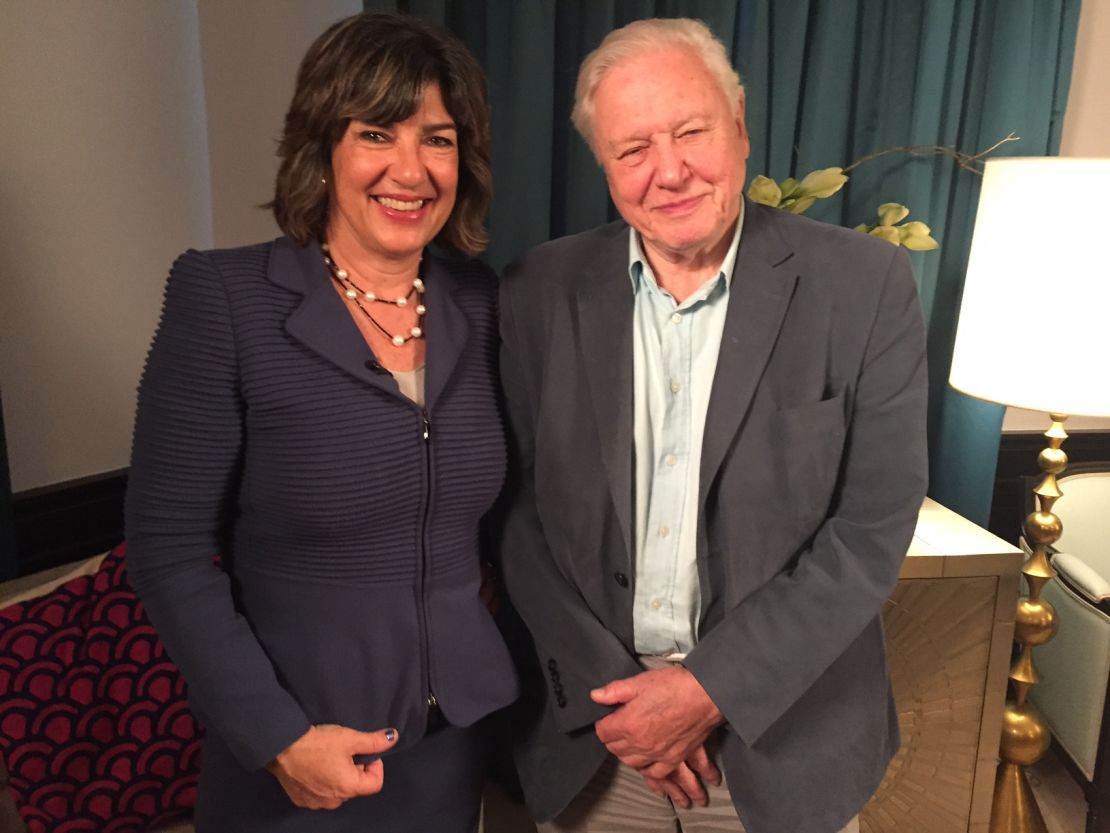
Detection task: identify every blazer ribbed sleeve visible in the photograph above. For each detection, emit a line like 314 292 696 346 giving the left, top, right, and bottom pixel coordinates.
126 248 310 771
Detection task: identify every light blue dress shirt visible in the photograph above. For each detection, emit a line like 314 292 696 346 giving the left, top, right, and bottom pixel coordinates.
629 210 744 657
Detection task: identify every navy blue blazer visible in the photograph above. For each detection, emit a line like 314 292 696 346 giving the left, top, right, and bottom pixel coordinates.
126 237 519 774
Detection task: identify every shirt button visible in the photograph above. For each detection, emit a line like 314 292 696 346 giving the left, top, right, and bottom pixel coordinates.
670 312 682 324
670 381 681 394
659 525 670 538
651 598 663 610
613 572 629 588
665 454 678 467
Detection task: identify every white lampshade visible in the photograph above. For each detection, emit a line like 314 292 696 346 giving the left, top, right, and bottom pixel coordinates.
949 157 1110 417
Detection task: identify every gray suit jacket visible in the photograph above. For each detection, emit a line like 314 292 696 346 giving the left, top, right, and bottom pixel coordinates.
497 200 928 833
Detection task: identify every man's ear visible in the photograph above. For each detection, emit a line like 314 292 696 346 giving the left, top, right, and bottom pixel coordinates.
735 90 751 155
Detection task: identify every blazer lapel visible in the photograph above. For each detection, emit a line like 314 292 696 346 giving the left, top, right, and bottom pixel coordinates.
575 230 636 566
268 238 404 399
421 256 467 412
699 203 799 500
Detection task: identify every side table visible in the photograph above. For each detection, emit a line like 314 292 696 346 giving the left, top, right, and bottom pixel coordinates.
864 498 1023 833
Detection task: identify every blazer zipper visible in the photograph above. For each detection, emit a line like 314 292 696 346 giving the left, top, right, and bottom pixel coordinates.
417 407 436 725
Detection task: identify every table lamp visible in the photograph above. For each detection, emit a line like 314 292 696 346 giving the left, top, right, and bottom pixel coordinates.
949 156 1110 833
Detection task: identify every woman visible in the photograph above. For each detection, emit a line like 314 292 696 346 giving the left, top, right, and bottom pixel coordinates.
125 13 517 833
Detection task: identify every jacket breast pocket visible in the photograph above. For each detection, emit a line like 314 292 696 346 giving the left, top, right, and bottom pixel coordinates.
776 387 849 532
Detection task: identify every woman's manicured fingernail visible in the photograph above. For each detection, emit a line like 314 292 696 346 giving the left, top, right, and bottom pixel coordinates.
385 728 398 742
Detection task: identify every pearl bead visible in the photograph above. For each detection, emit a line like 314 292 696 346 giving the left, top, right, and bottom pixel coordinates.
345 289 357 299
337 269 348 278
411 327 422 338
413 278 424 291
364 292 376 301
392 335 405 347
416 304 426 315
396 297 408 307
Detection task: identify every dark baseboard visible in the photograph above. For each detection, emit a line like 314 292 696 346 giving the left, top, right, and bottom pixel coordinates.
0 395 18 582
11 469 127 578
990 430 1110 546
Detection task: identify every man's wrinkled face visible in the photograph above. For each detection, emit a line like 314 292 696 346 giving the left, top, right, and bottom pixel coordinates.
591 46 749 266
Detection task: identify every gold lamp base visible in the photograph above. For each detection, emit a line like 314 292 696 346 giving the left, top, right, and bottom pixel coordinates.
990 763 1048 833
988 414 1068 833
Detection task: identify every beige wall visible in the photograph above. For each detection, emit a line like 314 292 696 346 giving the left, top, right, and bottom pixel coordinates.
1060 0 1110 158
1002 0 1110 433
0 0 357 492
0 1 212 492
197 0 361 249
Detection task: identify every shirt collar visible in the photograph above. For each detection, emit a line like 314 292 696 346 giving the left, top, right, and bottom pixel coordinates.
627 200 745 296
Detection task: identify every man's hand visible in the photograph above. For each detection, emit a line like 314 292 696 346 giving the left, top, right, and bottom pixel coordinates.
641 746 722 808
591 666 724 778
266 724 399 809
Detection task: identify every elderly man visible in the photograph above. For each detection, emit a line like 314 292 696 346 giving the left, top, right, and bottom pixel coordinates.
498 17 927 833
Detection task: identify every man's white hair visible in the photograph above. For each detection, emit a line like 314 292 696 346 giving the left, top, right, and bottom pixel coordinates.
572 17 744 155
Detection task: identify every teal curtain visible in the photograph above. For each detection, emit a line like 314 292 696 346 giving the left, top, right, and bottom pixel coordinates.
367 0 1081 526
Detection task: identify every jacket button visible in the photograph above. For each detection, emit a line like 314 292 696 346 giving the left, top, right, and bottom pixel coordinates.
613 572 629 588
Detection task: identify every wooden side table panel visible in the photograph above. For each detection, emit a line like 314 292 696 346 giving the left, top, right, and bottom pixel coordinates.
860 497 1022 833
864 576 999 832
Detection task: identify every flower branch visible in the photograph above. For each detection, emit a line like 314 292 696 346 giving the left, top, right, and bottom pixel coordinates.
842 132 1020 176
747 133 1020 251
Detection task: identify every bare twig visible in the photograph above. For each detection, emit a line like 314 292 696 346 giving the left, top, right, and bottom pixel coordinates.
842 132 1020 175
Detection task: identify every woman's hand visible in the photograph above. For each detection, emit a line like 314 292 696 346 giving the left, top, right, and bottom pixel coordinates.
266 724 399 809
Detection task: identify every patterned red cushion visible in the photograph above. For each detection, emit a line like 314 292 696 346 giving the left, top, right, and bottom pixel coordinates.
0 543 200 832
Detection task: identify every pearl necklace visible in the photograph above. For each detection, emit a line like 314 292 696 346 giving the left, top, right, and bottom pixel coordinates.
321 243 425 347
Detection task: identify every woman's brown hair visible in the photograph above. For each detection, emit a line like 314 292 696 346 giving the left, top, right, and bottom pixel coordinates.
270 13 491 256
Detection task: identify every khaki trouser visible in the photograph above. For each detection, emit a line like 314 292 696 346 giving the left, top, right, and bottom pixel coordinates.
537 752 860 833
